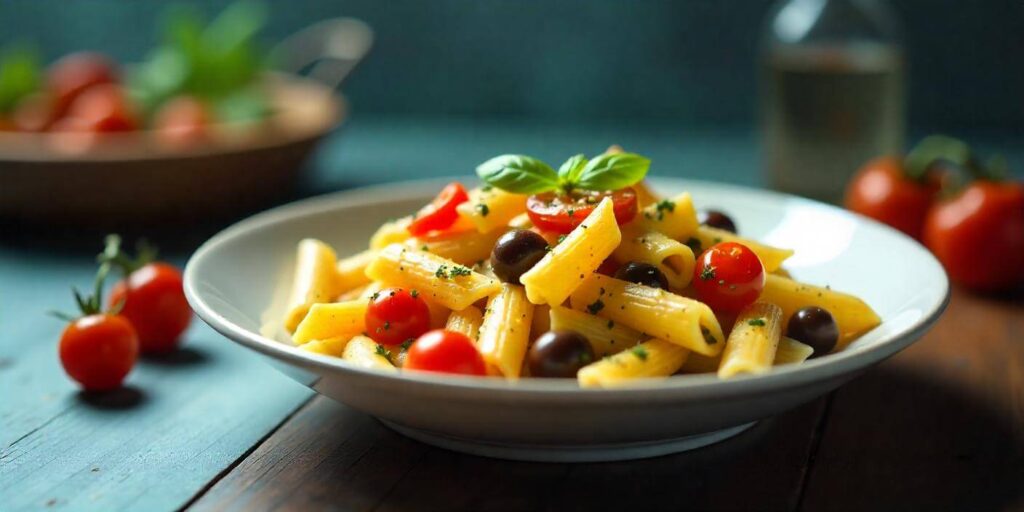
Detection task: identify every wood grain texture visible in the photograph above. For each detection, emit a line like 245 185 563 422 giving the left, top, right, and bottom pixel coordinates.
189 395 828 512
0 250 313 512
800 289 1024 511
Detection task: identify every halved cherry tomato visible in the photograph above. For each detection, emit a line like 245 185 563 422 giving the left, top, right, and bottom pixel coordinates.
407 182 469 236
844 156 938 239
47 52 118 119
692 242 765 313
526 188 637 234
59 314 138 391
108 262 192 353
923 181 1024 291
61 84 138 132
404 329 487 376
365 287 431 346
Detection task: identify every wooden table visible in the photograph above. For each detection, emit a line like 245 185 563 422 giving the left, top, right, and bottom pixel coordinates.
2 121 1022 511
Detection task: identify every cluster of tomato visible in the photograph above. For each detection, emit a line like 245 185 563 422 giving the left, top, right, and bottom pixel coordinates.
56 236 191 391
845 136 1024 291
0 52 209 146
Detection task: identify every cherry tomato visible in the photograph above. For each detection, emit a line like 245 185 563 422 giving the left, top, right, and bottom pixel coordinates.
692 242 766 313
61 84 138 133
153 95 210 147
923 181 1024 291
844 156 937 239
404 329 487 376
365 287 431 346
59 314 138 391
407 182 469 236
11 92 57 132
47 52 117 119
108 262 192 353
526 187 637 234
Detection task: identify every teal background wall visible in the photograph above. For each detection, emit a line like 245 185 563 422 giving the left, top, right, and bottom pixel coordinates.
2 0 1022 129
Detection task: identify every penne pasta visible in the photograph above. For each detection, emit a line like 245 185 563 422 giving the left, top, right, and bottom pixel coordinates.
690 226 793 273
634 192 699 241
614 227 696 290
477 284 535 378
507 212 533 230
679 352 721 374
520 197 622 306
577 339 690 388
718 302 783 378
631 180 661 208
365 244 501 310
774 336 815 365
548 305 645 357
411 227 506 267
531 304 551 340
292 299 368 345
445 305 484 341
335 249 375 294
760 274 880 350
456 187 527 233
341 335 398 372
569 274 725 356
370 217 412 250
284 239 342 333
299 336 350 357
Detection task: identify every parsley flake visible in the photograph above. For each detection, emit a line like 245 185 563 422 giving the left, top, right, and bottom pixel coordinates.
400 339 413 352
587 299 605 314
374 344 394 363
435 265 449 279
748 318 766 327
476 203 490 217
654 199 675 220
449 265 472 277
410 289 419 298
699 265 716 281
631 345 649 361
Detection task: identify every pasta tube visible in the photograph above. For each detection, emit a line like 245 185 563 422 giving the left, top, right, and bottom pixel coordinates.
614 228 696 290
577 339 689 388
456 187 527 233
411 227 506 266
718 302 783 378
569 274 725 357
760 274 880 350
520 197 621 306
341 335 398 373
284 239 341 332
774 336 815 365
679 352 721 374
690 226 793 273
370 217 413 250
634 192 698 240
365 244 501 310
548 305 645 357
299 336 350 357
631 180 661 208
336 250 375 294
445 305 484 341
293 299 368 345
477 284 535 378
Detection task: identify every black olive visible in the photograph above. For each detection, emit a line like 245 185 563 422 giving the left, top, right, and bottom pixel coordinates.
528 330 595 378
490 229 548 283
786 306 839 357
699 209 737 233
614 261 669 290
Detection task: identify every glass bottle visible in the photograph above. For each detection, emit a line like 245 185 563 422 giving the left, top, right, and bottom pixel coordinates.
761 0 905 202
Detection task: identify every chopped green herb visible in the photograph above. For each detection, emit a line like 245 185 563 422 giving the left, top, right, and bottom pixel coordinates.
421 244 430 251
700 265 716 281
587 299 605 314
748 318 766 327
449 265 472 277
400 339 413 352
476 203 490 217
631 345 649 361
654 199 675 220
374 344 394 363
435 265 449 278
383 320 391 330
567 207 575 218
701 326 718 345
410 289 419 298
557 234 567 245
607 320 615 329
370 291 380 300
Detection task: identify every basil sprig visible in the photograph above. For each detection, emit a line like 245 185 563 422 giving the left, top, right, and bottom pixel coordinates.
476 151 650 194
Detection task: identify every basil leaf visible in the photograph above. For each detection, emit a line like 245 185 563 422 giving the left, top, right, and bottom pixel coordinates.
574 152 650 191
557 154 588 186
476 155 559 194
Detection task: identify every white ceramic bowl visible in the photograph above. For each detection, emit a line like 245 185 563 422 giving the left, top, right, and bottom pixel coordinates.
184 178 949 462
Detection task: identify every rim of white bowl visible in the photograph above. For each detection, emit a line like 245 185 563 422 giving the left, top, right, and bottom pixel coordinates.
184 176 950 402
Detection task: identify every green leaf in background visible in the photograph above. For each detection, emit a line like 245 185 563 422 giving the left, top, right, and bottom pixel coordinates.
557 154 588 188
0 45 41 114
904 135 973 180
574 152 650 191
214 85 269 124
476 155 560 194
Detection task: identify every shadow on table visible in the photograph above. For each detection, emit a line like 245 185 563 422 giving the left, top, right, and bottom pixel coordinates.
141 346 210 368
77 385 147 411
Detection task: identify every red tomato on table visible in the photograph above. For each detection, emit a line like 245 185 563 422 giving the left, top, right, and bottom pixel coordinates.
404 330 487 376
59 314 138 391
923 181 1024 290
365 287 431 346
108 263 192 353
526 187 637 234
692 242 766 313
407 182 469 236
844 156 937 239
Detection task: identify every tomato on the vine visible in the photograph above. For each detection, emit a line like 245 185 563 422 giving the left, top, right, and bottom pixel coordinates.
60 314 139 391
526 187 637 234
404 329 487 376
365 287 431 346
844 156 937 239
923 181 1024 290
407 182 469 236
692 242 765 313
